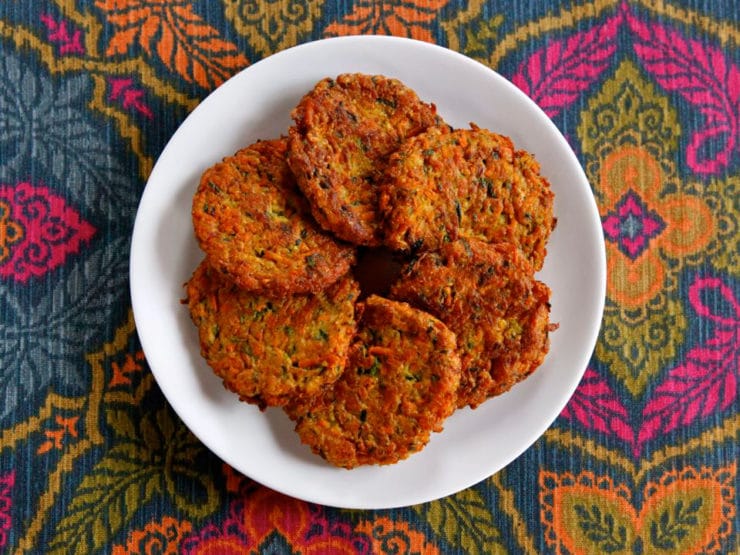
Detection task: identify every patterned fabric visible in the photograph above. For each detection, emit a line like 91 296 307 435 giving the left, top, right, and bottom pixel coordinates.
0 1 738 553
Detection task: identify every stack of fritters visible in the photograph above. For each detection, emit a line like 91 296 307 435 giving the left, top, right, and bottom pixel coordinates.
390 239 553 409
186 73 556 468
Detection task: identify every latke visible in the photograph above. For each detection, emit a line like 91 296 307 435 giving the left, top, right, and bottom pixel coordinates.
185 261 360 409
192 138 356 296
286 295 461 468
390 239 553 408
288 73 443 246
379 126 555 270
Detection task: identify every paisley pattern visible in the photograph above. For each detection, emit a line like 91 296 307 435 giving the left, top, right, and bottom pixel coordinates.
224 0 326 58
582 60 719 391
0 182 95 282
112 517 192 555
0 53 139 217
0 1 737 553
180 485 375 554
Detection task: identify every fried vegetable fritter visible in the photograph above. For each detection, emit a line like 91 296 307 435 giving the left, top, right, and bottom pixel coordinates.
286 295 461 468
192 138 356 297
186 261 360 409
390 239 553 409
288 73 443 246
379 126 555 270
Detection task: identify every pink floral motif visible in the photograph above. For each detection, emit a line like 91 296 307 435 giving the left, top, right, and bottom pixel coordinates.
563 276 740 458
560 368 635 446
0 470 15 549
107 78 154 120
602 189 666 260
511 3 739 175
40 14 85 56
511 12 620 118
638 277 739 452
181 496 249 553
181 487 371 554
0 183 96 283
625 4 740 174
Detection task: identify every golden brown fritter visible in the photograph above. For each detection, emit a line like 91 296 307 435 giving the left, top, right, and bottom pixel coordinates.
288 74 443 246
390 239 553 409
185 261 360 409
192 138 356 297
511 149 556 269
379 126 555 270
286 295 461 468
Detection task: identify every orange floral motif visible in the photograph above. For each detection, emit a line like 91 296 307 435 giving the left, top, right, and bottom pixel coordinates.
96 0 248 89
324 0 449 43
356 517 440 554
579 60 723 390
242 488 361 555
36 415 79 455
181 484 375 554
600 145 714 309
540 464 736 555
109 351 146 387
111 516 192 555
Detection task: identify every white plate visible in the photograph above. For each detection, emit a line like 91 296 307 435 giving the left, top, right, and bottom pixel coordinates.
130 36 606 509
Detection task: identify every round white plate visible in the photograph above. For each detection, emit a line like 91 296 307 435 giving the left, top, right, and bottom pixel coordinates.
130 36 606 509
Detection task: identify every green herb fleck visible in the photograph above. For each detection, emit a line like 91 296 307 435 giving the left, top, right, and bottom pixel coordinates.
479 177 496 198
254 302 274 321
376 97 397 109
358 357 381 377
